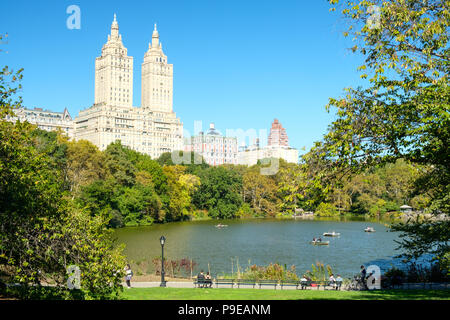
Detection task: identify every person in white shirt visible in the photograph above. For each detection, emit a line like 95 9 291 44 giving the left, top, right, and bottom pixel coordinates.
300 275 309 289
335 275 343 290
125 264 133 289
329 274 336 288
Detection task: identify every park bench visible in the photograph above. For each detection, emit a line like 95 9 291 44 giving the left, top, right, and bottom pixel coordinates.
321 281 342 290
236 279 256 289
193 276 213 288
299 280 311 289
193 277 207 288
311 281 337 290
299 280 328 289
314 281 329 289
258 279 278 289
214 278 235 288
280 280 300 290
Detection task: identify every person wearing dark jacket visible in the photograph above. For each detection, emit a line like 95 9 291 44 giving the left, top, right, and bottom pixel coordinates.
197 270 205 288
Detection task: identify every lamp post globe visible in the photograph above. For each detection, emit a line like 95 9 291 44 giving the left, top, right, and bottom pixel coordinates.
160 236 166 287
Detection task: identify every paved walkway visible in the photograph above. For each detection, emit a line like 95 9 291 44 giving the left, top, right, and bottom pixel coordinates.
123 281 450 290
124 282 337 290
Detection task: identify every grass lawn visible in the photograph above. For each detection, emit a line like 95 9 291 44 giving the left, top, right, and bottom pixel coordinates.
120 287 450 300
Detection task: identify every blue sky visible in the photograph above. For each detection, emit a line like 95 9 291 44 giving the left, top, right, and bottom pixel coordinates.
0 0 366 154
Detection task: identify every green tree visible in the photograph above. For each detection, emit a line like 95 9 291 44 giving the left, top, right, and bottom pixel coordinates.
0 65 126 299
116 184 158 226
104 141 136 187
324 0 450 262
193 166 243 219
162 165 200 221
243 168 279 217
156 152 175 166
66 139 106 194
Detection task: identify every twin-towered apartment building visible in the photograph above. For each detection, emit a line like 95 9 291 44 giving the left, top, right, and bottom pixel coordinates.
75 15 183 159
8 15 298 166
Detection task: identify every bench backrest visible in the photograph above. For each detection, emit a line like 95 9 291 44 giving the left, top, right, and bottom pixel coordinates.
258 280 279 284
215 278 234 283
237 279 256 283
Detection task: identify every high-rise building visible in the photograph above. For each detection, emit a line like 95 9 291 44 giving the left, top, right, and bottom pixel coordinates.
6 107 74 138
238 119 298 166
185 123 238 166
94 14 133 108
75 15 183 159
268 118 289 146
141 24 173 112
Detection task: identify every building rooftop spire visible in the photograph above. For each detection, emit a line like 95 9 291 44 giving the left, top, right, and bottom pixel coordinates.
152 23 159 38
112 13 118 28
110 13 119 39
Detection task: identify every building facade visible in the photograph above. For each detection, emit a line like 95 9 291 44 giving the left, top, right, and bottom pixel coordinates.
268 118 288 146
237 119 298 166
237 145 298 166
185 123 238 166
75 15 183 158
6 107 74 138
94 14 133 108
141 24 173 112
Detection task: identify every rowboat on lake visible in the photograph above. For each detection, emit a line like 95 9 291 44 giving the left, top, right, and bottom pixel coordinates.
323 231 340 237
364 227 376 232
215 224 228 228
310 240 330 245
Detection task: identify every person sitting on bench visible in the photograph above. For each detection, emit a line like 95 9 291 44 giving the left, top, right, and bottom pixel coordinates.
335 275 343 290
205 272 213 288
329 274 336 289
197 270 205 288
300 275 308 289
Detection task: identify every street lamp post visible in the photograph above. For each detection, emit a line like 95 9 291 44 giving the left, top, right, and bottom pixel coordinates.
160 236 166 287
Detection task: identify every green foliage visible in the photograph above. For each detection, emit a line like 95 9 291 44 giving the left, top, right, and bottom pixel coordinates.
243 168 279 217
383 267 406 287
156 152 174 166
305 262 334 281
104 141 136 187
0 117 126 300
0 63 127 299
315 202 339 217
323 0 450 264
193 166 243 219
66 139 106 194
240 263 299 281
117 185 157 226
236 203 256 218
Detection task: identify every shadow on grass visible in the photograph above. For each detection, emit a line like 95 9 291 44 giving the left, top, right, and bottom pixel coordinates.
354 290 450 300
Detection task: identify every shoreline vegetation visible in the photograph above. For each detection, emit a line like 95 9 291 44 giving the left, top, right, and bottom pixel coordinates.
59 137 434 229
123 209 446 228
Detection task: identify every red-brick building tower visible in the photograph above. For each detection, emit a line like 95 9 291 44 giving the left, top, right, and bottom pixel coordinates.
268 119 289 146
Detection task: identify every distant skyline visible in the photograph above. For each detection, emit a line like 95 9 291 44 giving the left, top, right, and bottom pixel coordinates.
0 0 366 155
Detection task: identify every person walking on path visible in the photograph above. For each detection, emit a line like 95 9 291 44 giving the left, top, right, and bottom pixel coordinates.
125 264 133 289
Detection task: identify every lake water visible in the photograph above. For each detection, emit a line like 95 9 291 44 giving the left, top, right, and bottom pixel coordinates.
114 218 406 278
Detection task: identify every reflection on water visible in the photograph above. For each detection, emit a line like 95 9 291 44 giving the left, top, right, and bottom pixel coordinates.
114 217 403 278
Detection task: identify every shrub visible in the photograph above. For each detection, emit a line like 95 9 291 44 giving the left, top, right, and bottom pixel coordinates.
305 262 333 281
383 266 406 287
239 263 299 281
315 203 339 217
